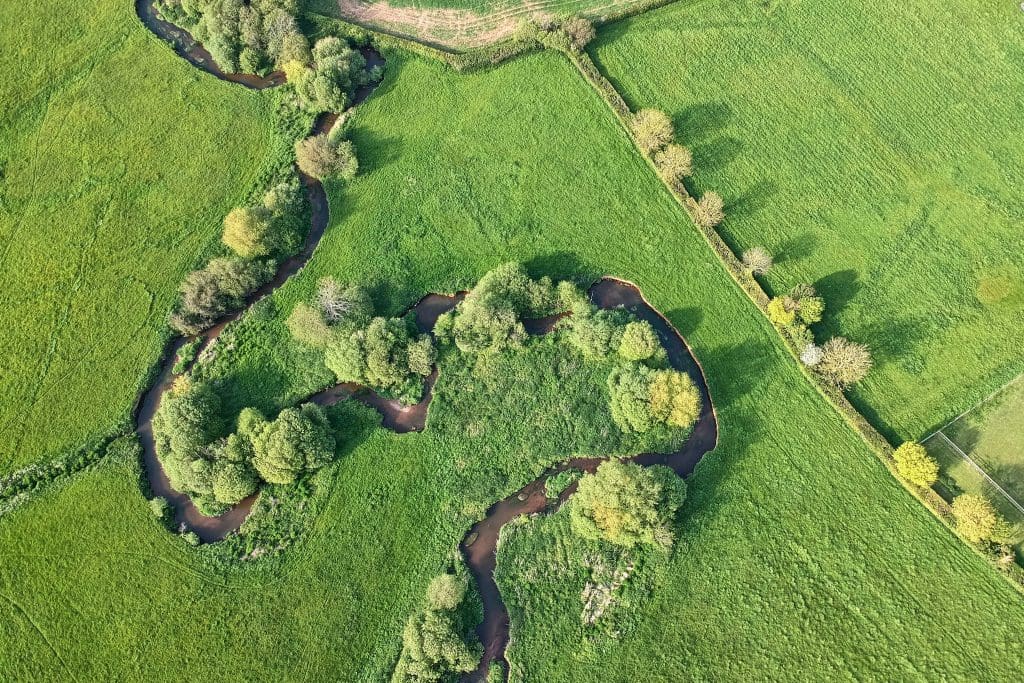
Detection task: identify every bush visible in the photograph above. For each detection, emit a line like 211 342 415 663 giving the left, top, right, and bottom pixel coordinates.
893 442 939 488
653 143 693 183
631 109 674 154
222 205 275 258
395 609 478 682
149 496 170 519
562 17 596 51
170 257 273 335
212 461 259 504
425 574 467 611
295 134 358 181
286 302 332 348
570 461 686 549
742 246 773 275
618 320 659 361
152 378 225 470
249 403 336 485
181 531 201 546
694 191 725 228
817 337 872 387
767 297 797 327
952 494 1002 543
786 284 824 325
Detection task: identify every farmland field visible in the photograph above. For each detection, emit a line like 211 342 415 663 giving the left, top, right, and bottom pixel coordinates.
592 0 1024 441
3 48 1024 681
0 0 281 474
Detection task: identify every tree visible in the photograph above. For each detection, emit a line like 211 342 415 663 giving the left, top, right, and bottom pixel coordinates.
295 134 358 181
631 109 674 154
892 442 939 488
562 16 596 51
170 257 273 334
817 337 872 387
952 494 1001 543
742 246 773 275
250 403 336 484
222 205 276 258
152 379 225 464
315 277 371 326
212 461 259 503
570 461 686 548
766 297 796 327
607 364 657 433
395 609 478 682
425 574 467 611
649 369 701 429
694 191 725 228
618 320 659 361
800 343 823 367
786 284 824 325
566 308 625 359
653 143 693 183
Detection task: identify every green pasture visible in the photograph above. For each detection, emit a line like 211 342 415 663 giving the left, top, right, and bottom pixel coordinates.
592 0 1024 441
0 0 280 474
2 50 1023 680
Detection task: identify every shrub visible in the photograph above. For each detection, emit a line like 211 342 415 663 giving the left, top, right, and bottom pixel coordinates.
170 257 273 334
800 343 823 367
649 369 701 429
570 461 686 549
181 531 201 546
149 496 170 519
425 574 467 611
653 143 693 183
893 442 939 488
694 191 725 228
295 134 358 181
618 320 659 361
222 205 276 258
395 609 478 681
952 494 1001 543
817 337 872 387
742 246 773 275
249 404 336 485
562 17 596 51
631 109 674 154
286 302 332 348
787 284 824 325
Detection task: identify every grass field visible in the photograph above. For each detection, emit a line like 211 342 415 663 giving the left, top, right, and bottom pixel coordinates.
3 49 1024 680
0 0 281 474
592 0 1024 442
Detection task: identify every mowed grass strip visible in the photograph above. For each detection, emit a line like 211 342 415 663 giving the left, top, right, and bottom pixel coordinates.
0 0 279 473
591 0 1024 441
1 50 1023 681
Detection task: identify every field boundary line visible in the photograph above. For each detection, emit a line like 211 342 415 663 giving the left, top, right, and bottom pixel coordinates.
927 431 1024 518
921 372 1024 443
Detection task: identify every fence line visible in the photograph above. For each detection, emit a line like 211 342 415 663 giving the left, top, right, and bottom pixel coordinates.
927 431 1024 518
921 372 1024 442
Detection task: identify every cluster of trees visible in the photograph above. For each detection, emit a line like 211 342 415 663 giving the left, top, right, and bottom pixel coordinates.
629 109 722 228
392 574 481 682
527 16 596 52
608 363 701 433
435 263 571 354
285 37 378 113
767 283 824 346
570 461 687 549
153 376 336 510
155 0 309 74
170 177 303 335
288 278 435 404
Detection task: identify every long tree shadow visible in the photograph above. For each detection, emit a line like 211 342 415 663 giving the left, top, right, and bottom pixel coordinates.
814 269 860 332
775 231 819 266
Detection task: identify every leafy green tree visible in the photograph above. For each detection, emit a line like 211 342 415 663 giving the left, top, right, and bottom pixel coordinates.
212 461 259 503
649 369 701 428
893 442 939 488
566 308 625 359
295 134 358 181
570 461 686 548
952 494 1002 543
222 205 276 258
818 337 872 387
618 320 659 361
394 610 478 682
767 297 797 327
315 277 372 326
561 16 596 51
425 574 467 611
250 403 335 484
152 378 225 464
324 331 367 384
607 364 657 433
632 109 674 154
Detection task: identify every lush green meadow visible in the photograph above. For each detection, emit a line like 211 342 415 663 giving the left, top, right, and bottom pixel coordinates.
3 49 1024 680
592 0 1024 441
0 0 280 474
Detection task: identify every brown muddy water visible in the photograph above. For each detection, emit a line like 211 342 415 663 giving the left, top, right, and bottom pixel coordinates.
132 2 384 541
